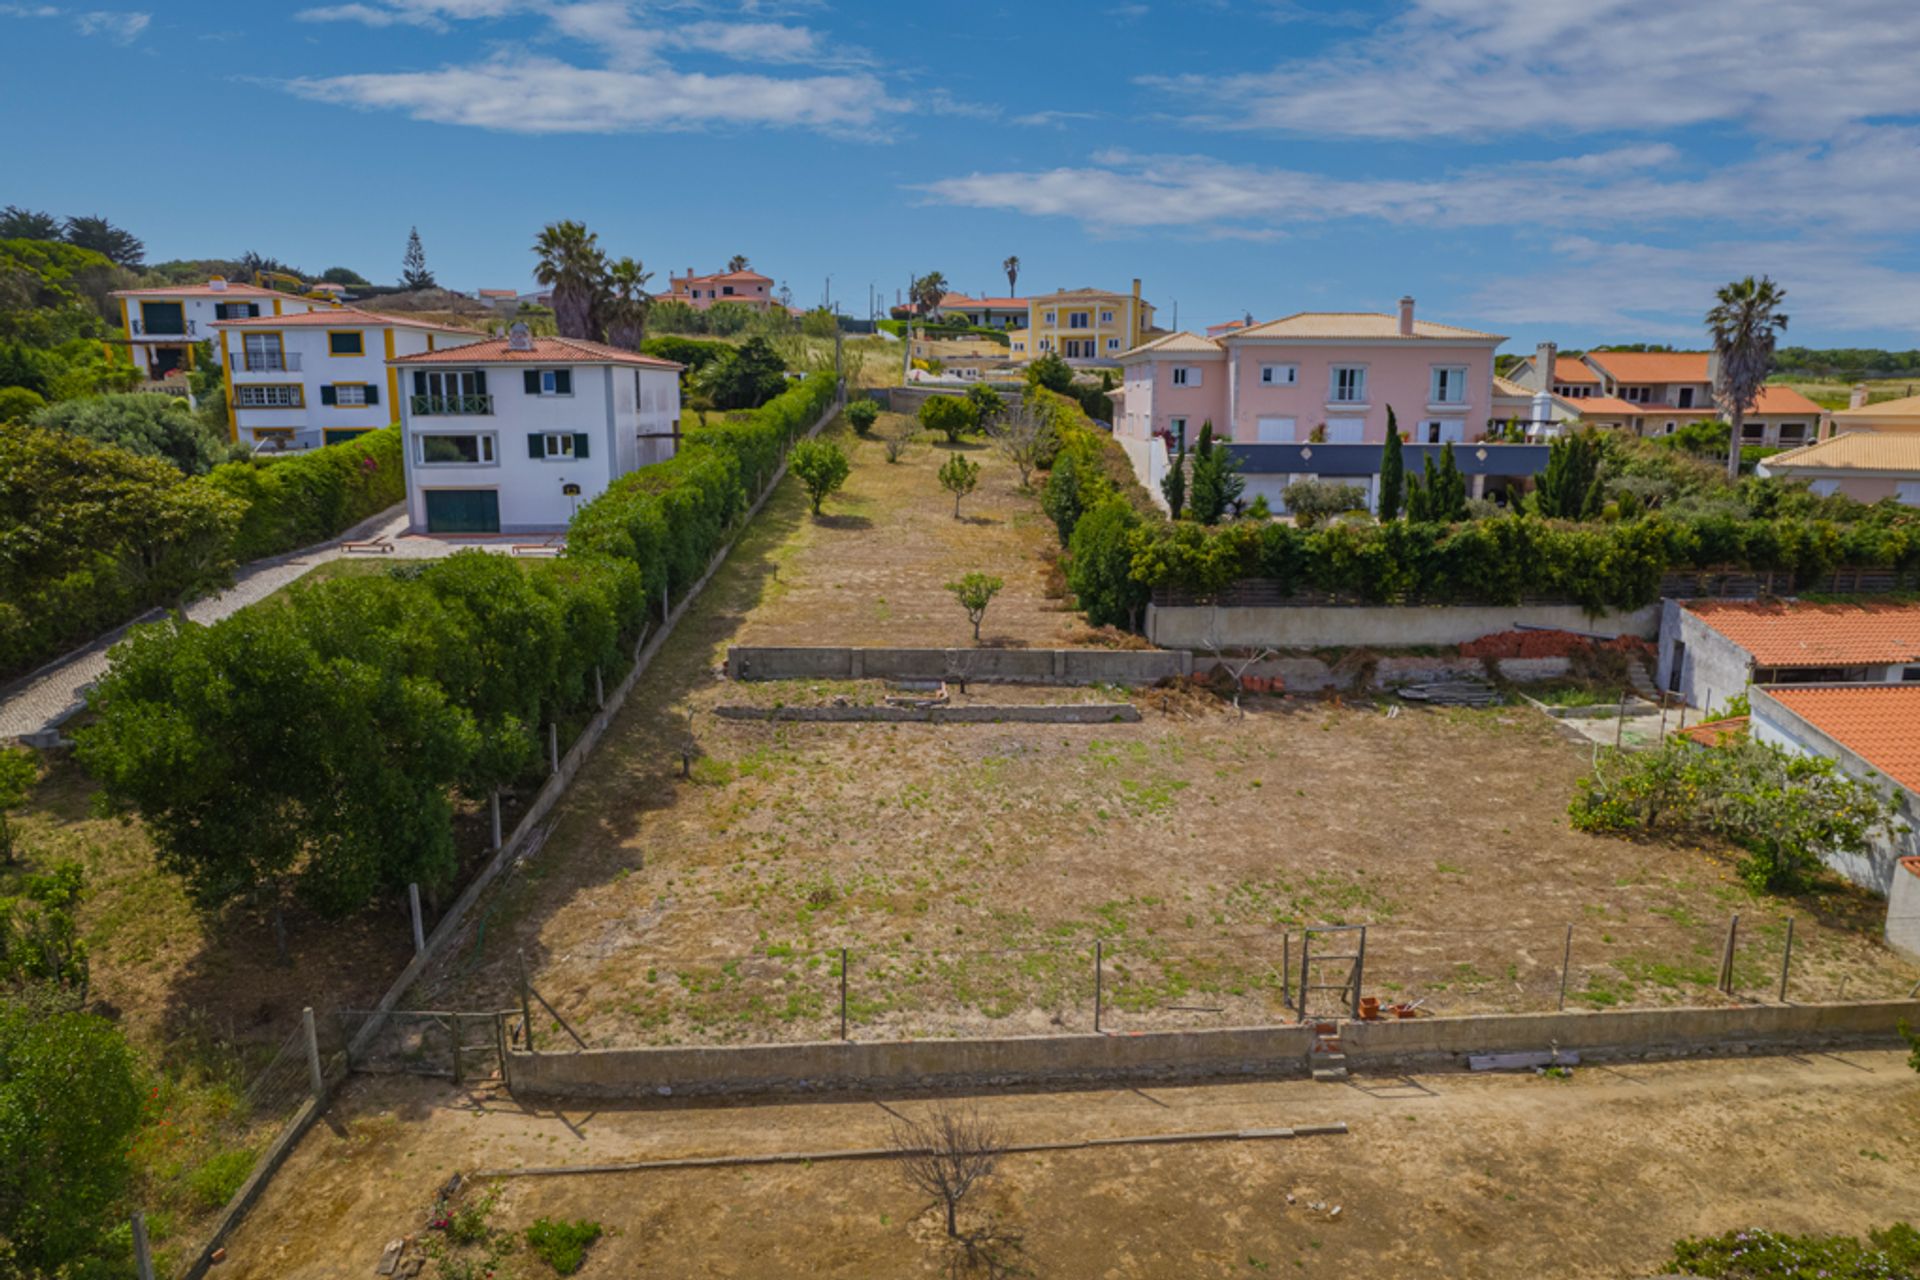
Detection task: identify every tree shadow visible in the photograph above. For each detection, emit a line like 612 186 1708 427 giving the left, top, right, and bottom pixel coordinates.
813 513 874 532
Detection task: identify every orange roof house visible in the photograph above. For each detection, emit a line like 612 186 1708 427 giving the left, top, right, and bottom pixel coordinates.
1761 684 1920 794
1682 600 1920 669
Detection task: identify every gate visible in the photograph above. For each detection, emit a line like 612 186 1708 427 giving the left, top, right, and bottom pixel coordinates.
339 1010 509 1085
1295 924 1367 1022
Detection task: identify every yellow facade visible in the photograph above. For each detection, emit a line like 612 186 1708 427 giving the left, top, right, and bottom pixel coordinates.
1014 281 1154 363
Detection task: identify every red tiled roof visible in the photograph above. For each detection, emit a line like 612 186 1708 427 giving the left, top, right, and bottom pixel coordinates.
1764 685 1920 793
1677 716 1749 748
1553 356 1600 384
1750 385 1824 416
111 282 311 300
1587 351 1710 383
678 270 773 286
1686 600 1920 668
1573 395 1651 417
389 334 681 369
939 292 1027 309
213 306 483 337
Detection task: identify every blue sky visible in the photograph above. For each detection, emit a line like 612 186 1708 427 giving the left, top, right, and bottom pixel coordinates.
5 0 1920 351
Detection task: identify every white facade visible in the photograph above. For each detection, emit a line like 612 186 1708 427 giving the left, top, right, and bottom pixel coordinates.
214 309 485 452
392 332 683 534
111 280 323 382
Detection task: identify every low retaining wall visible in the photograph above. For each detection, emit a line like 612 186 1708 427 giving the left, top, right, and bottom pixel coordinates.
726 645 1191 686
1145 602 1659 650
505 999 1920 1100
714 703 1140 724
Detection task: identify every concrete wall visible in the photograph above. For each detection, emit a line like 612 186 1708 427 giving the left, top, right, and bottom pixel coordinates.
1656 599 1754 710
714 704 1141 724
1889 858 1920 962
1146 602 1658 650
1750 686 1920 895
506 999 1920 1100
726 646 1193 686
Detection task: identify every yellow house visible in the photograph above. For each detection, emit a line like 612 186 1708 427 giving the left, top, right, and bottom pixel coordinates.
1008 280 1155 364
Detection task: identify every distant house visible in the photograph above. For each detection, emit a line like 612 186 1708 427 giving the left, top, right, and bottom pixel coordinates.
926 292 1028 329
1008 281 1155 364
475 288 521 313
211 306 485 453
1114 297 1549 513
1756 433 1920 506
1829 389 1920 436
666 267 777 312
1505 343 1825 445
110 278 327 382
1657 598 1920 707
389 324 682 534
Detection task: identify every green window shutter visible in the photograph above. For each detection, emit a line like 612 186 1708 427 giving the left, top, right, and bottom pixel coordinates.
524 370 541 395
554 369 572 395
320 384 337 406
528 433 545 459
573 432 590 459
363 383 379 405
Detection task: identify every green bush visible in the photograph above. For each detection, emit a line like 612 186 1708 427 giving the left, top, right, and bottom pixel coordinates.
32 391 231 475
1066 497 1150 628
919 394 975 443
187 1146 258 1212
1670 1225 1920 1278
790 438 850 515
525 1217 603 1274
0 385 44 423
846 398 879 436
208 425 405 560
639 334 733 375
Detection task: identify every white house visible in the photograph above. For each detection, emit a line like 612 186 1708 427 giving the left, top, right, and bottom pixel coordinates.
110 278 325 382
212 306 485 452
390 325 684 535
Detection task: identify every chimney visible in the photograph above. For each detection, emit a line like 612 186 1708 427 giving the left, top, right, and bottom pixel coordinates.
1397 295 1415 336
209 276 228 292
507 322 534 352
1849 382 1869 410
1534 341 1558 392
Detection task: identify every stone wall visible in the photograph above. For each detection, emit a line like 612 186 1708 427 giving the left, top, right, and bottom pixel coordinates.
726 646 1193 686
1146 602 1659 650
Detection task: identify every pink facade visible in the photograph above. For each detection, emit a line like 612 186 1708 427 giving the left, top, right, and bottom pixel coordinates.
1118 303 1504 451
667 268 775 312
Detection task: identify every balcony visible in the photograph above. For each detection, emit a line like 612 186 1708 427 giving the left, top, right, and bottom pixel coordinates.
411 394 494 416
131 318 196 337
232 352 303 373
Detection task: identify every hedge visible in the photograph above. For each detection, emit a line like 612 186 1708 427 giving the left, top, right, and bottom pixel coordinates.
208 425 405 561
568 372 840 608
639 335 734 374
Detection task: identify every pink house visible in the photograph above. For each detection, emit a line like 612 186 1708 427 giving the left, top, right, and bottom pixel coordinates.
666 267 776 312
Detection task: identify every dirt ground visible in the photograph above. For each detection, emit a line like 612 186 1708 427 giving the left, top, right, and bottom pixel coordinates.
221 1051 1920 1279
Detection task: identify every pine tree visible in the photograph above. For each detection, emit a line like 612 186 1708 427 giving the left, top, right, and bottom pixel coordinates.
1536 432 1602 519
1188 421 1244 525
1431 441 1468 521
1160 441 1187 520
1378 408 1406 520
400 227 435 290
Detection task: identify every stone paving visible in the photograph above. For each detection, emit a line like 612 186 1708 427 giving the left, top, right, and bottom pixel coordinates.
0 509 551 742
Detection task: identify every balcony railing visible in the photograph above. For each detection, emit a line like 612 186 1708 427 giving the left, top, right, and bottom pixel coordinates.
232 352 303 372
411 394 494 416
131 318 196 336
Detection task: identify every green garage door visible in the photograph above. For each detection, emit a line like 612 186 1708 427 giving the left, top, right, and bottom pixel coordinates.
423 489 500 534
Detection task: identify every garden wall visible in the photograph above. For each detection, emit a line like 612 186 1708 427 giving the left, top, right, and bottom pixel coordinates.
1144 602 1659 650
725 645 1192 685
505 999 1920 1100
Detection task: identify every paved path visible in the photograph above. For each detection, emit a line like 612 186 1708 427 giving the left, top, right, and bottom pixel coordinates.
0 509 549 742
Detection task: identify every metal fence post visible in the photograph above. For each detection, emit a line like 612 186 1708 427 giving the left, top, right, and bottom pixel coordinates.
1093 939 1104 1033
408 883 426 956
839 947 849 1042
1351 925 1367 1020
1558 924 1574 1011
451 1014 464 1087
132 1212 154 1280
1719 913 1740 994
519 950 536 1053
1778 917 1795 1003
1281 931 1292 1012
548 723 560 775
490 790 502 851
595 664 605 709
303 1006 324 1101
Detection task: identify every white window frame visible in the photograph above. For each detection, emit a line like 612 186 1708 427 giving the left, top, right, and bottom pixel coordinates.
1430 365 1468 404
1100 310 1114 323
333 383 369 407
1106 337 1120 350
1420 418 1466 444
237 383 302 408
1254 416 1297 443
1172 365 1202 387
538 369 575 397
1330 365 1367 403
1259 363 1298 386
1068 311 1090 330
417 433 496 466
1044 311 1056 325
542 432 577 459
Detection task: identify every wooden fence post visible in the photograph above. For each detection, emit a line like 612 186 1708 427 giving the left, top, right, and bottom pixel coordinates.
303 1006 324 1101
1093 939 1104 1034
1778 917 1795 1003
1558 924 1574 1011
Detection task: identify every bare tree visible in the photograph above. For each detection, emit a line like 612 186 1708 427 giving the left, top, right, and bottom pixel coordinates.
1203 611 1276 717
890 1106 1004 1240
880 416 914 464
986 402 1054 489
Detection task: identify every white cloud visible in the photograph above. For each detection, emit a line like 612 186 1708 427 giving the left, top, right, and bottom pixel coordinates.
4 5 150 41
1150 0 1920 140
287 55 892 137
296 4 450 30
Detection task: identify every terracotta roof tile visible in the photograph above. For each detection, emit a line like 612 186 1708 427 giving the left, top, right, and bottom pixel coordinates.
1553 356 1600 384
1832 392 1920 424
1765 432 1920 473
1121 331 1224 358
1685 600 1920 668
1227 312 1505 342
213 306 484 337
1763 685 1920 793
1678 715 1749 748
111 282 313 301
1586 351 1710 383
388 334 681 369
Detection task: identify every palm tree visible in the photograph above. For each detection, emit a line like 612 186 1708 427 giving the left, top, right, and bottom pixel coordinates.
727 254 750 273
1002 255 1020 296
1706 276 1789 481
910 271 948 316
533 221 607 340
604 257 654 349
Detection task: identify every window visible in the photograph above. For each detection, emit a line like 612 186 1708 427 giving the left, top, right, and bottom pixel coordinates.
1330 366 1367 402
328 330 365 357
1677 386 1695 408
1044 311 1056 325
1169 417 1188 449
1421 419 1464 443
1777 423 1807 443
1741 421 1766 441
242 332 286 371
419 434 494 465
529 432 590 460
1430 366 1468 404
722 286 736 296
236 384 303 408
139 301 186 334
1896 481 1920 507
323 428 371 446
523 369 574 397
1808 479 1840 497
1260 364 1298 386
1100 310 1114 323
1903 666 1920 681
1172 366 1202 387
1106 337 1120 350
1254 416 1296 443
215 302 259 321
319 383 377 407
1069 312 1090 329
1624 386 1650 403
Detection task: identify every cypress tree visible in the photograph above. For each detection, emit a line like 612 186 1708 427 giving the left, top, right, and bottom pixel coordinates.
1433 441 1468 521
1378 408 1405 520
1161 440 1187 520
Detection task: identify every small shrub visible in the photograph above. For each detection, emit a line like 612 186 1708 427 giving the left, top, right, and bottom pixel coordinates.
525 1217 604 1275
789 439 851 516
187 1146 257 1212
846 399 880 436
920 395 975 444
938 453 981 518
1669 1224 1920 1278
946 572 1004 641
444 1191 496 1246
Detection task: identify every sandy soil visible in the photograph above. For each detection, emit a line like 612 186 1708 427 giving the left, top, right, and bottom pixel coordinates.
220 1051 1920 1279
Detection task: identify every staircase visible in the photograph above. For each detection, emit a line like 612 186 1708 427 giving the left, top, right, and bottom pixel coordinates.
1625 659 1661 703
1309 1021 1348 1082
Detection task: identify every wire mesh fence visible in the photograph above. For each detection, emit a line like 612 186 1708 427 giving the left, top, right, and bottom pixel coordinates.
563 914 1920 1049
